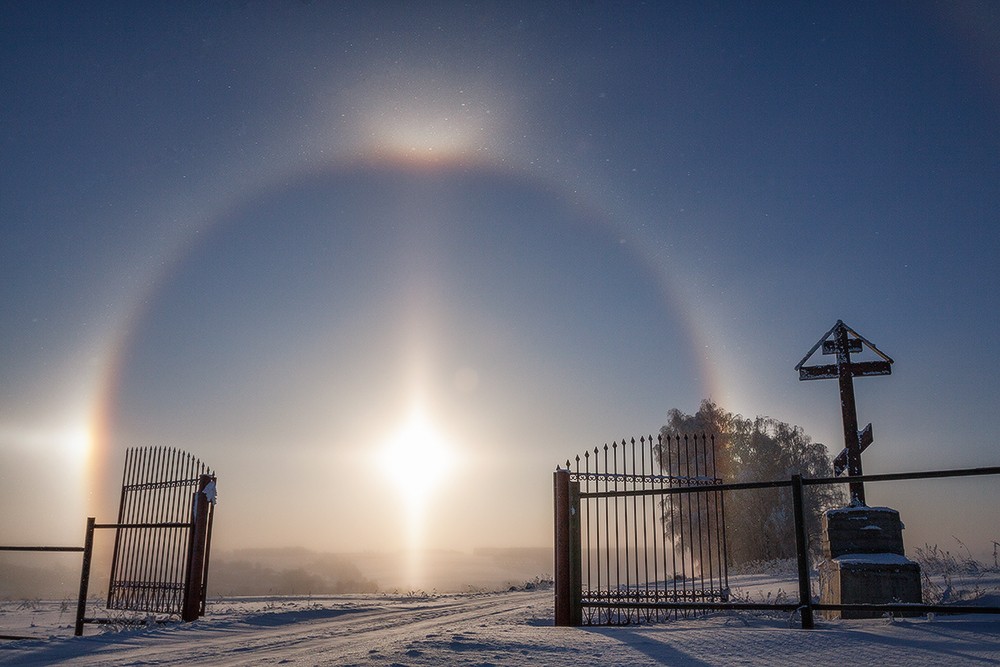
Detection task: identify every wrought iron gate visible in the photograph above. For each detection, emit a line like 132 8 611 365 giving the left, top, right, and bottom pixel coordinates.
555 434 729 625
107 447 216 621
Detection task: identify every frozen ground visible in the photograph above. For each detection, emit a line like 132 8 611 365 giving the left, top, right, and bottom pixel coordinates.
2 584 999 666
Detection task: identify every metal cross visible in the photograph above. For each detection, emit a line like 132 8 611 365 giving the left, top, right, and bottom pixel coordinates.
795 320 893 506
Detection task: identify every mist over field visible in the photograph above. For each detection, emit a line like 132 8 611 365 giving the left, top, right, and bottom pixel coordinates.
0 547 553 601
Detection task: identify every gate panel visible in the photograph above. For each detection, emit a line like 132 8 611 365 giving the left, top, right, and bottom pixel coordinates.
107 447 216 617
561 434 728 625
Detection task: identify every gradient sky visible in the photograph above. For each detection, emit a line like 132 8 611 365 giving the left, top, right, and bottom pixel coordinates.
2 3 998 561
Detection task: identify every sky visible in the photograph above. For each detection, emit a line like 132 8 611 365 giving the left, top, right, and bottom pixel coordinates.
2 2 999 565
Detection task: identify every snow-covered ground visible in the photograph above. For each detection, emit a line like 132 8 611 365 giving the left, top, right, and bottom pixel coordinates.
2 581 999 666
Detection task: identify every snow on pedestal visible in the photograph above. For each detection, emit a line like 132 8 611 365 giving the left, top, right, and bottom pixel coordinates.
818 505 922 619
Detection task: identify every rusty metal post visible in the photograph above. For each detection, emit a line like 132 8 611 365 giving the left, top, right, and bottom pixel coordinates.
182 475 212 622
74 517 96 636
554 468 571 626
554 468 581 626
569 478 582 626
834 322 865 505
791 475 814 629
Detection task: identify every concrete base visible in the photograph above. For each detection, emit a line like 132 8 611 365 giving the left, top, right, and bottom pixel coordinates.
822 506 906 558
818 554 923 619
818 505 922 619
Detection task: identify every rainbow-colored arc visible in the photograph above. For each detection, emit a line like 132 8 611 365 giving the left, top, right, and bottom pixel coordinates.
85 155 724 520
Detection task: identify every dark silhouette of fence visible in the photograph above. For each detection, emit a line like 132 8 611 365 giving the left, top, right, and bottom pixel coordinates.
555 435 729 625
107 447 216 621
0 446 216 638
555 458 1000 627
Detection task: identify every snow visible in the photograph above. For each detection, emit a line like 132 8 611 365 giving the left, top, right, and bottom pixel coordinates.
3 580 999 666
203 480 218 505
833 553 916 565
825 506 897 516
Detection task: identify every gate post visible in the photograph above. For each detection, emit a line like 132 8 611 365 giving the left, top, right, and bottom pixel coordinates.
554 468 582 626
74 517 96 637
182 475 213 622
791 474 815 629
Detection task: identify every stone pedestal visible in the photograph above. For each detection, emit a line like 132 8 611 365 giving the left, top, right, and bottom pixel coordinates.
818 506 922 619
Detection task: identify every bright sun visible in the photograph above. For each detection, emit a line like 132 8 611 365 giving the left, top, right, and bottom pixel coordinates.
377 408 454 509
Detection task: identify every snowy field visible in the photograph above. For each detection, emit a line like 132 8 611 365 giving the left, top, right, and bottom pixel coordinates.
2 576 999 666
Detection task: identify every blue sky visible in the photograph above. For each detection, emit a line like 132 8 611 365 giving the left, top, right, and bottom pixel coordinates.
2 2 998 557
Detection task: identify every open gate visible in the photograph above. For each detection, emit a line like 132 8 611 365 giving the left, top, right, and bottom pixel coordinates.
106 447 217 622
555 434 729 625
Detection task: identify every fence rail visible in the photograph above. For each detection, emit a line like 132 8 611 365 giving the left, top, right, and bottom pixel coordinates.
0 517 96 638
555 459 1000 628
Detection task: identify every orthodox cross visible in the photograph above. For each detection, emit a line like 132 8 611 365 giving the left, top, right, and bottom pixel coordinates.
795 320 893 506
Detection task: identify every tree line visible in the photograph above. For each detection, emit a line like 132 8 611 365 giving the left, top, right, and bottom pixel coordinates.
659 400 845 565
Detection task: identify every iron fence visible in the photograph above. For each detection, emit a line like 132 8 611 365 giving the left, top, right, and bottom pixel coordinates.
107 447 216 620
555 434 729 625
554 460 1000 628
0 446 216 638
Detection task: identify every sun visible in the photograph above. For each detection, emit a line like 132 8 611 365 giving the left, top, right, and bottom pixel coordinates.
377 408 455 509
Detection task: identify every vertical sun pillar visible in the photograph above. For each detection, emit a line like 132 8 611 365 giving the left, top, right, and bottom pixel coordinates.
377 405 454 593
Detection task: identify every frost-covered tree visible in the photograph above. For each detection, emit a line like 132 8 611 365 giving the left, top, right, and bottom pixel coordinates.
658 400 845 565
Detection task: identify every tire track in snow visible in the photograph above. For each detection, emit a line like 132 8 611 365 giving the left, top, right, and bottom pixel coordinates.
0 591 551 666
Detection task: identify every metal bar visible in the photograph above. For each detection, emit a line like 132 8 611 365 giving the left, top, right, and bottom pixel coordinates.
0 546 84 552
695 434 706 606
813 603 1000 614
641 436 650 618
133 447 156 608
108 447 135 608
712 433 729 595
200 475 216 616
791 475 814 629
667 435 677 610
172 450 193 611
164 448 184 612
612 440 620 612
74 517 96 636
583 600 1000 614
569 478 582 626
603 444 611 612
649 437 659 611
582 464 1000 499
141 447 164 611
698 435 710 604
623 440 631 617
585 601 805 612
131 447 154 607
168 450 189 612
589 450 599 610
803 466 1000 486
107 447 133 607
583 452 591 603
120 477 208 492
720 491 731 586
116 447 137 607
94 522 193 530
150 448 167 612
682 434 692 606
